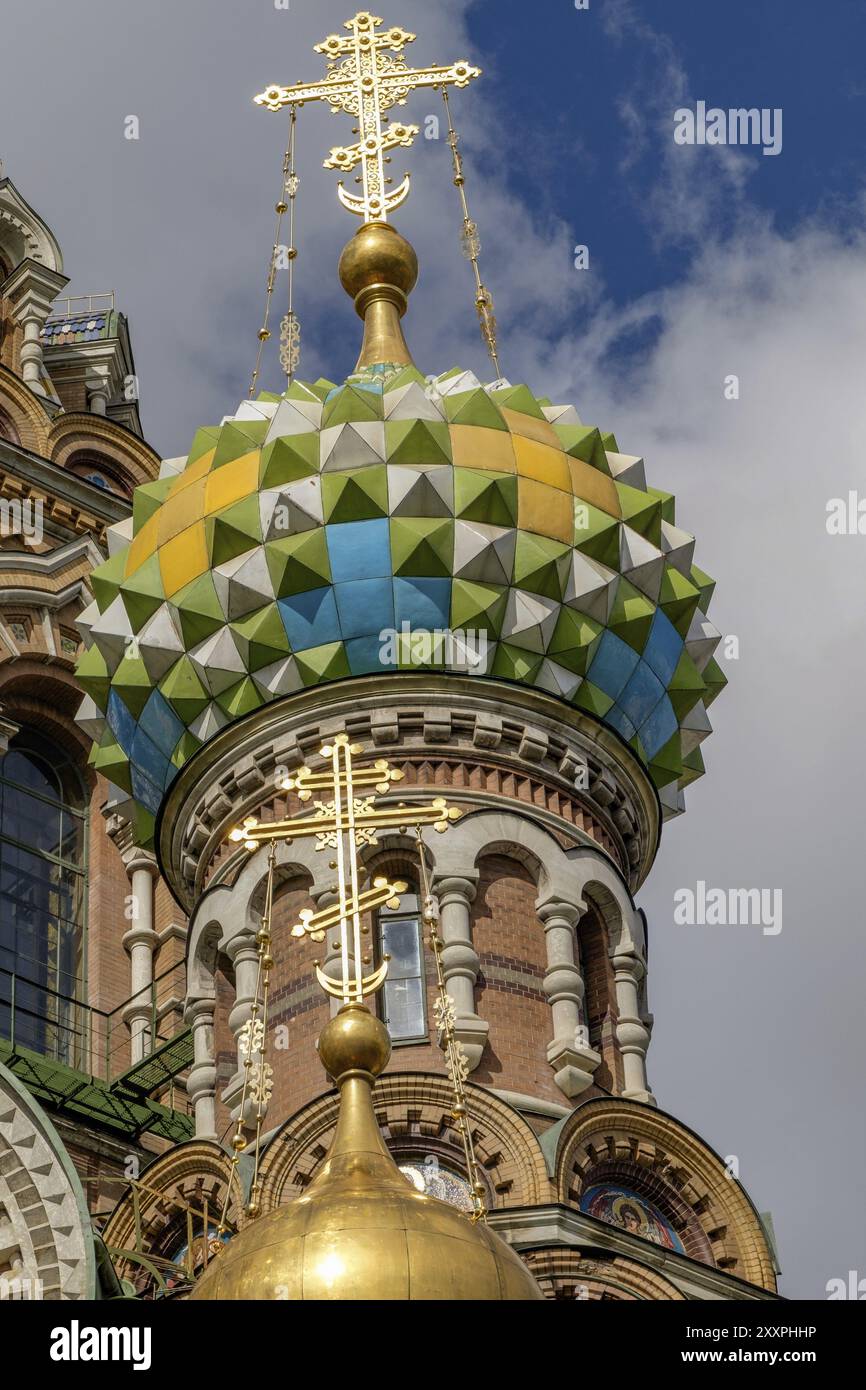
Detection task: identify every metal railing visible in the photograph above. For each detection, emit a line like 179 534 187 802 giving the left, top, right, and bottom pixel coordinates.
45 292 115 323
0 959 187 1088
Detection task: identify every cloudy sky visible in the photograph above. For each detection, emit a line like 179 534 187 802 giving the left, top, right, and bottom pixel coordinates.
3 0 865 1298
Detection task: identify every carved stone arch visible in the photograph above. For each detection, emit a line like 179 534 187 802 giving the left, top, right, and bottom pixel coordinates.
0 363 52 452
553 1099 777 1292
0 180 64 272
564 845 643 954
48 415 160 489
256 1072 551 1213
0 1058 95 1299
522 1246 685 1300
428 806 578 904
101 1138 246 1293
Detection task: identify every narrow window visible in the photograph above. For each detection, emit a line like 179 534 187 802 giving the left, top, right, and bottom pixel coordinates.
377 886 427 1043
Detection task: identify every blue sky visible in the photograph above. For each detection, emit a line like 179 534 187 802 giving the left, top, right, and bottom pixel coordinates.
466 0 866 304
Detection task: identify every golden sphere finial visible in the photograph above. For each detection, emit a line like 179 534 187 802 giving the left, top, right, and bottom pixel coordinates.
338 221 419 370
317 1003 391 1083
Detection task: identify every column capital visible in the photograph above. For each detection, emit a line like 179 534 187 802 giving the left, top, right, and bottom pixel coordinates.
431 872 478 906
537 899 583 930
122 849 160 880
121 924 159 955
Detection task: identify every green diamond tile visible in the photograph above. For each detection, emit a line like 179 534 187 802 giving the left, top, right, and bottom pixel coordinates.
443 389 508 431
90 549 127 613
450 579 507 635
390 517 454 577
119 553 165 632
513 532 571 600
322 465 388 523
230 603 291 671
170 572 225 648
454 469 518 527
295 641 351 684
265 530 331 594
547 607 603 675
206 495 263 566
259 433 319 487
159 655 211 722
384 418 452 466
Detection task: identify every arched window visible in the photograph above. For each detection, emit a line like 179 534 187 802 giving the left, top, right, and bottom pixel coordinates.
376 884 427 1043
66 452 131 499
0 729 87 1063
0 407 20 446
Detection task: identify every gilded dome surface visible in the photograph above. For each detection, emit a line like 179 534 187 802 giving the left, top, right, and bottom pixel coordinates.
76 362 725 845
190 1005 542 1301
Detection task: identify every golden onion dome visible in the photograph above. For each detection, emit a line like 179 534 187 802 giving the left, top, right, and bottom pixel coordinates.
190 1005 542 1301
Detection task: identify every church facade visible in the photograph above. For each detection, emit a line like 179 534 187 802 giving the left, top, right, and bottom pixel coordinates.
0 88 779 1299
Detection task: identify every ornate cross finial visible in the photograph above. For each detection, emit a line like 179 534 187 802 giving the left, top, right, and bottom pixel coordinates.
230 735 460 1006
254 10 481 224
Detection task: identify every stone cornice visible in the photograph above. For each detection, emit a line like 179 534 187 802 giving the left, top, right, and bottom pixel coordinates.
157 676 661 911
488 1204 781 1301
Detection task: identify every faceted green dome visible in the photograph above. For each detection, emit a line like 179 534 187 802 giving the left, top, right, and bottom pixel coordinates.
75 363 725 847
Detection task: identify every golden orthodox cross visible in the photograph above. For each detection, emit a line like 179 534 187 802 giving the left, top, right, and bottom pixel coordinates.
230 735 460 1005
254 9 481 223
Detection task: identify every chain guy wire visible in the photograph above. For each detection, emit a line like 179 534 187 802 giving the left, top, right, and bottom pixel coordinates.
441 87 501 380
249 108 301 398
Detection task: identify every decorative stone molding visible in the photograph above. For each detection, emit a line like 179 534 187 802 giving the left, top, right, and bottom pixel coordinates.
2 258 68 388
611 945 654 1104
184 998 218 1142
553 1098 778 1293
431 873 488 1070
255 1071 551 1213
523 1245 686 1301
0 1060 95 1299
538 900 601 1100
158 678 660 912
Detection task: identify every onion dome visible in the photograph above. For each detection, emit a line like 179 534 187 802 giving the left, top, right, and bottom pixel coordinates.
75 357 724 846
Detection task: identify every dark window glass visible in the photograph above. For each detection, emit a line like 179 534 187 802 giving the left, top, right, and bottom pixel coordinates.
0 729 87 1062
378 888 427 1042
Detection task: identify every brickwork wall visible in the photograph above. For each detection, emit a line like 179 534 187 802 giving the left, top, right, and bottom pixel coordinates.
470 854 564 1105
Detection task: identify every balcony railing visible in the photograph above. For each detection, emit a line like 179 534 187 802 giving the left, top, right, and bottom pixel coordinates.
0 960 187 1089
45 291 116 323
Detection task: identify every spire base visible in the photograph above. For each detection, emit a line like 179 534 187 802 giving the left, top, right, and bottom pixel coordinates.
339 221 418 370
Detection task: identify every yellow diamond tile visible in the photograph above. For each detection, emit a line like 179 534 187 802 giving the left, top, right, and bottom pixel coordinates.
158 477 207 544
167 450 216 499
501 408 561 447
124 513 159 578
449 424 515 473
517 477 574 544
566 455 622 518
159 521 209 597
204 450 259 515
513 435 572 492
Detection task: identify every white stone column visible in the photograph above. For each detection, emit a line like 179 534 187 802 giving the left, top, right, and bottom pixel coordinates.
433 873 488 1070
222 930 262 1125
86 367 111 416
121 852 159 1063
3 262 68 392
612 945 655 1104
539 900 601 1100
185 998 217 1140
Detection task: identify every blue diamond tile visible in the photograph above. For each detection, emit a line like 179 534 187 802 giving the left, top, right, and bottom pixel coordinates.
333 577 394 639
326 519 391 582
278 587 341 648
587 630 640 701
642 609 684 686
